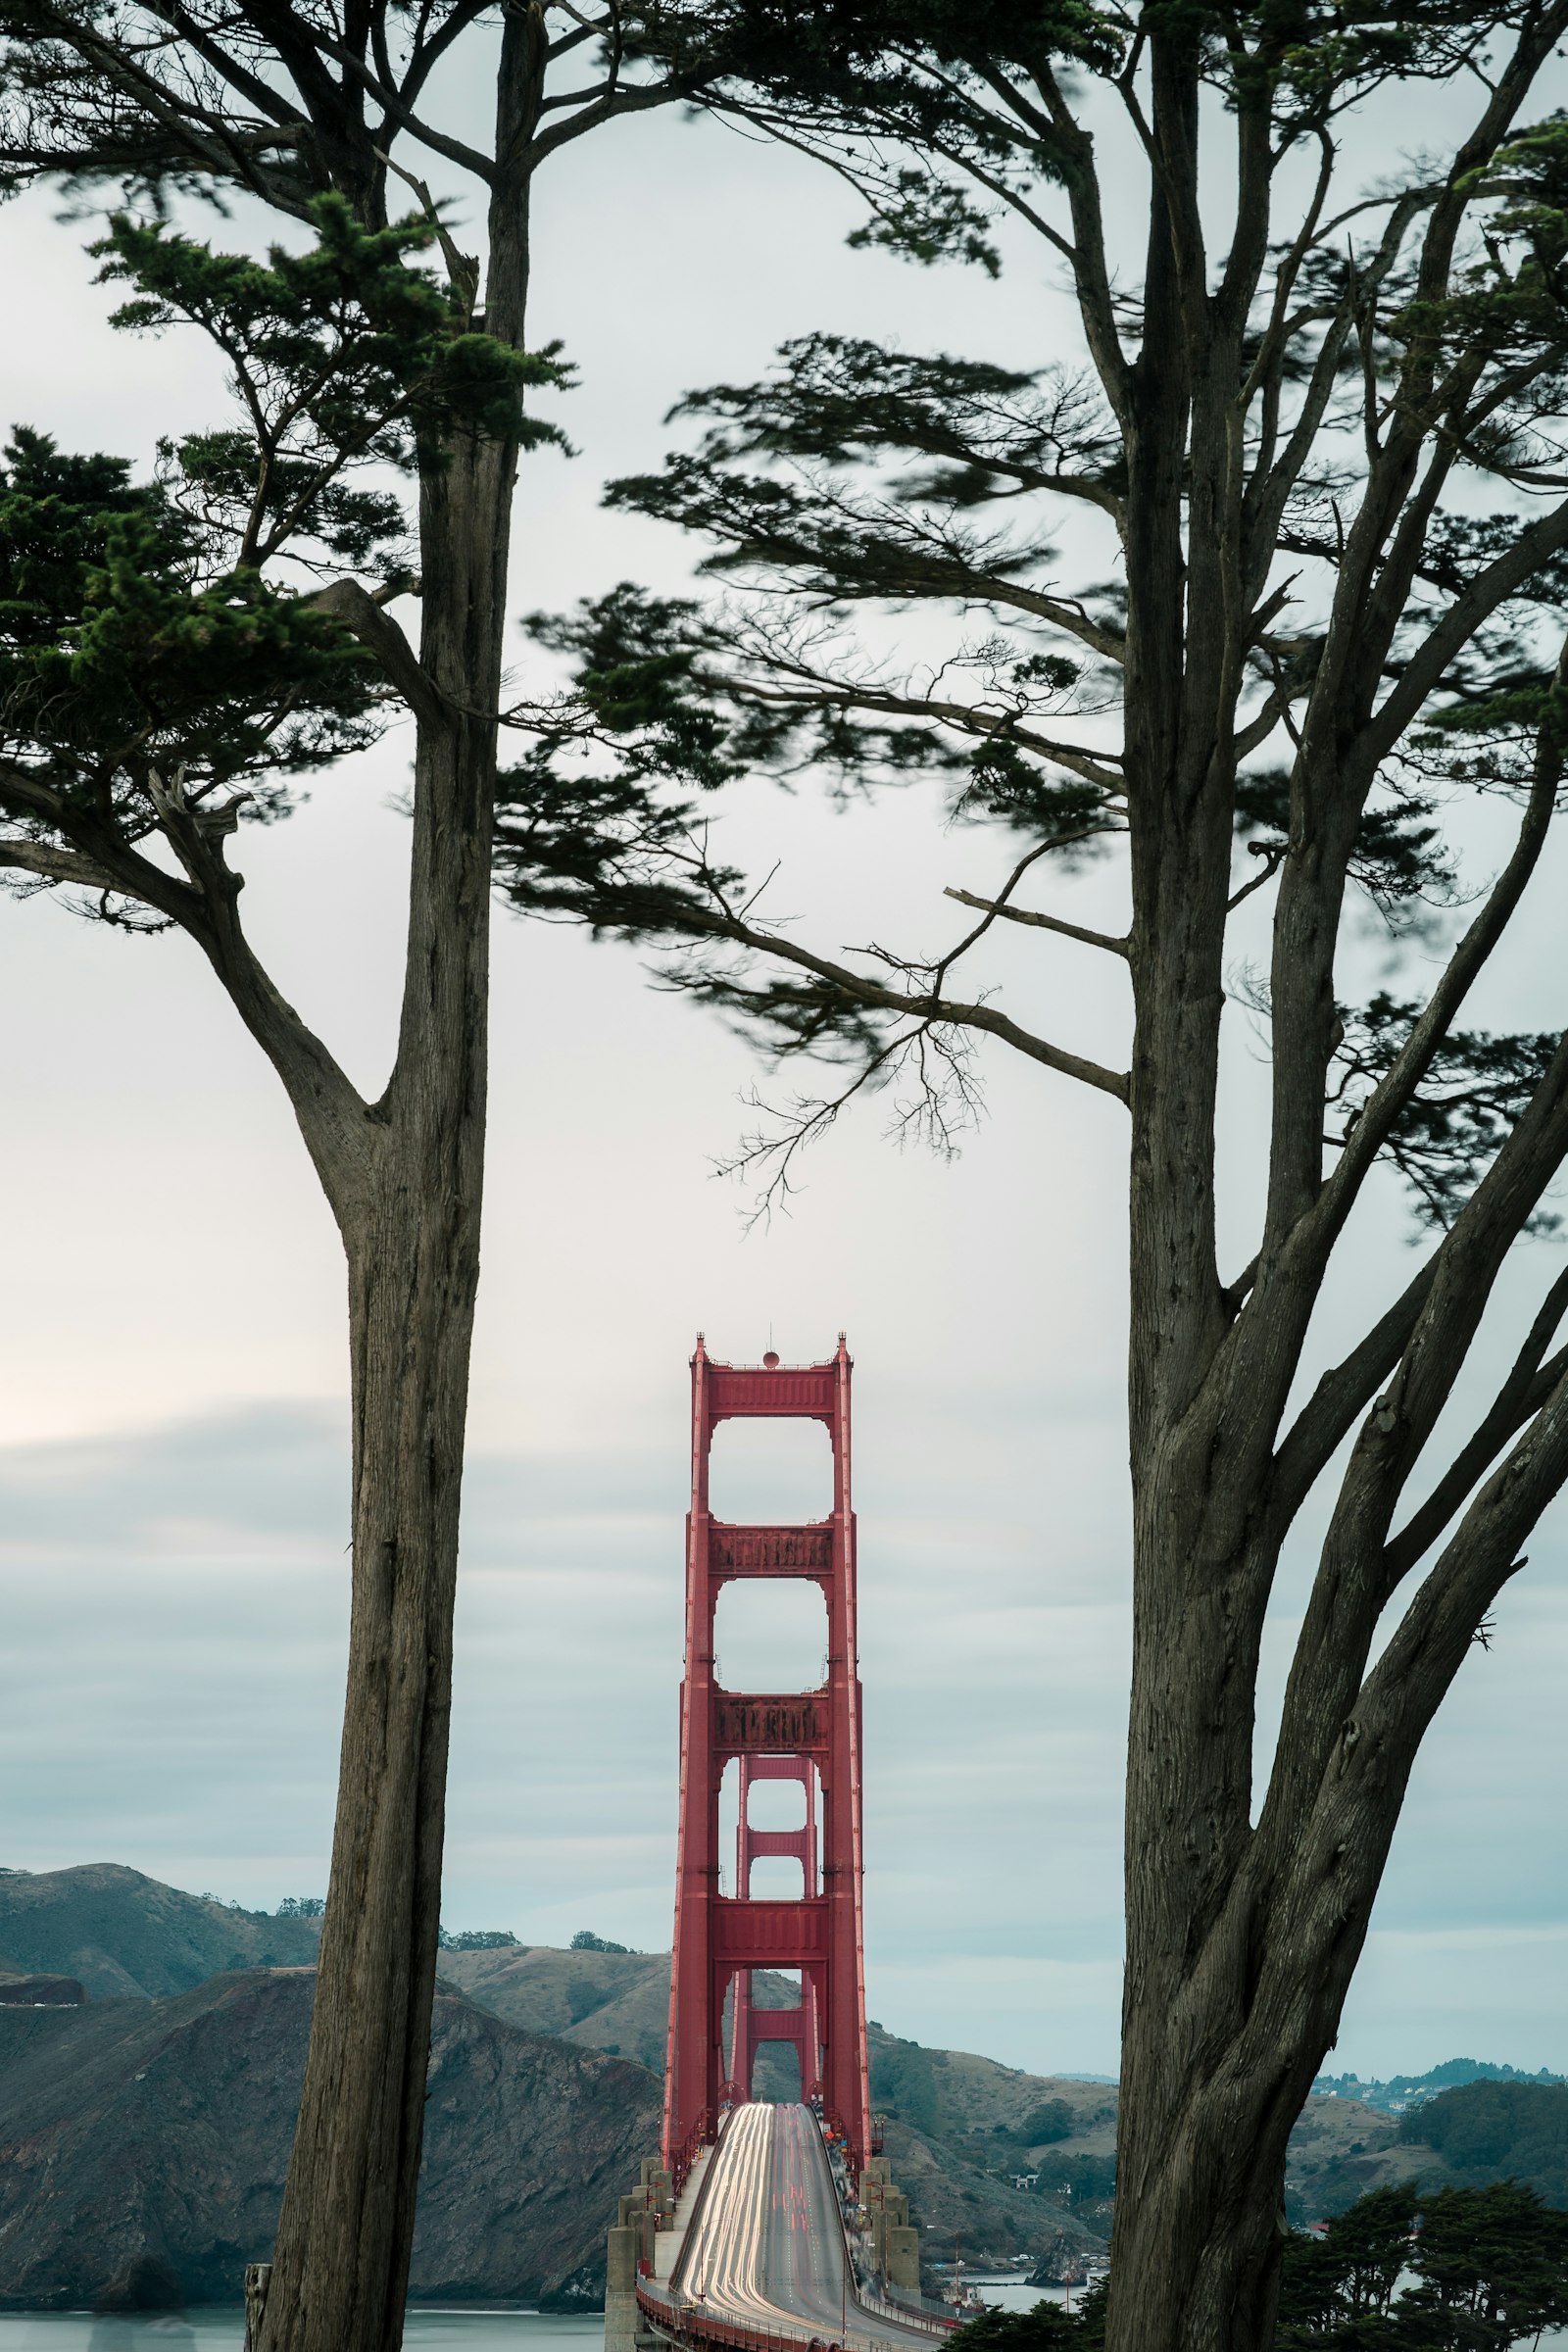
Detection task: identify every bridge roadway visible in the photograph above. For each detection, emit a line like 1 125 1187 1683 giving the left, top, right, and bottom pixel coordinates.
667 2103 944 2352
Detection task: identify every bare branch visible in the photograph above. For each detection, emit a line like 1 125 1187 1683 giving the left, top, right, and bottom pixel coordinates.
1382 1265 1568 1582
672 897 1131 1104
943 883 1129 956
1280 642 1567 1291
1357 1358 1568 1773
0 835 120 893
1269 1254 1441 1531
302 577 445 729
1225 841 1286 914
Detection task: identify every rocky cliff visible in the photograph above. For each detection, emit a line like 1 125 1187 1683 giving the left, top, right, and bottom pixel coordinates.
0 1968 661 2310
24 1861 1540 2289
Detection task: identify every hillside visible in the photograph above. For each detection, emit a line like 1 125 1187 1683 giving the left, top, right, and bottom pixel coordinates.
1284 2079 1568 2222
0 1867 320 1998
436 1941 670 2069
1311 2057 1566 2114
0 1969 661 2309
862 2023 1117 2269
10 1863 1564 2286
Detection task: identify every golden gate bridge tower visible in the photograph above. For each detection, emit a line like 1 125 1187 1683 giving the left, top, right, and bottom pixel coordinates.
661 1335 872 2180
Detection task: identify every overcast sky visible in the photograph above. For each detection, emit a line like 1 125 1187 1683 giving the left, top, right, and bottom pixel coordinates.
3 52 1568 2084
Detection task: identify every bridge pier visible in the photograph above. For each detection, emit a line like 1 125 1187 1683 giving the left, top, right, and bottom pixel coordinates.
606 2158 675 2352
604 2222 640 2352
860 2159 921 2292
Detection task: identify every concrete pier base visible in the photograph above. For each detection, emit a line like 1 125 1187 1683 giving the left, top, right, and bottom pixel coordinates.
605 2147 709 2351
604 2226 640 2352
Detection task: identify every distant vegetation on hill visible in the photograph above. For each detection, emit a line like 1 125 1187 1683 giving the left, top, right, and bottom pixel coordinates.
1312 2057 1566 2114
1286 2080 1568 2224
6 1862 1568 2296
0 1866 321 1997
861 2024 1119 2268
1398 2082 1568 2204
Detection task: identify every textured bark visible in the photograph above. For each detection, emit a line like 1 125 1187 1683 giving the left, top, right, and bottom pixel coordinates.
1100 23 1568 2350
601 15 1568 2350
0 0 700 2328
254 404 519 2352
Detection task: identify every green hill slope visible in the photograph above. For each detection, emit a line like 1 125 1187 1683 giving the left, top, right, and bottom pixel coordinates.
435 1942 670 2068
0 1866 319 1998
11 1863 1564 2282
1283 2081 1568 2222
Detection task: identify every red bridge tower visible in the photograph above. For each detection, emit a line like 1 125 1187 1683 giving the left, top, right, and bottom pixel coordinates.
662 1336 872 2180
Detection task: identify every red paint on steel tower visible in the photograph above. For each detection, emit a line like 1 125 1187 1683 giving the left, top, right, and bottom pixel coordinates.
661 1334 872 2182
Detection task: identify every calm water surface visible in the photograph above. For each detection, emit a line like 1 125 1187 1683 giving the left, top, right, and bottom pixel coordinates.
10 2286 1561 2347
0 2317 605 2352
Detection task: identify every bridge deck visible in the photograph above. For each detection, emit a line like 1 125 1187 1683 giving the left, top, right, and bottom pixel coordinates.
651 2103 947 2352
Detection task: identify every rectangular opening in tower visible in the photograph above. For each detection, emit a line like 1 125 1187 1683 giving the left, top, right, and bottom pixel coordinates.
747 1853 808 1902
712 1578 829 1694
744 1776 808 1831
707 1415 833 1522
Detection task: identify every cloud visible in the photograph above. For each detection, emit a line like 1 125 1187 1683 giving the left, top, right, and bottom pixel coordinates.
6 1389 1564 2082
0 1394 1129 2071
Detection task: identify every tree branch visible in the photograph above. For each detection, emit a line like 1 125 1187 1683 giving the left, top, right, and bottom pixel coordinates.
302 577 445 729
1357 1358 1568 1775
943 884 1129 956
1276 644 1566 1305
1382 1265 1568 1583
0 834 120 893
731 671 1126 795
1269 1254 1441 1531
1366 497 1568 762
2 774 379 1220
669 896 1131 1103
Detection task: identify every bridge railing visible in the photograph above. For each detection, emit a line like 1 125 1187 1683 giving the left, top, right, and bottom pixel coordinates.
813 2116 958 2343
669 2113 717 2198
639 2277 957 2352
870 2285 965 2331
638 2278 838 2352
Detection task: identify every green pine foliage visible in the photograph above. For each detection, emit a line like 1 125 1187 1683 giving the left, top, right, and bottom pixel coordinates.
948 2298 1087 2352
0 422 380 834
1278 2183 1418 2344
492 18 1568 1228
1278 2180 1568 2350
1 195 569 916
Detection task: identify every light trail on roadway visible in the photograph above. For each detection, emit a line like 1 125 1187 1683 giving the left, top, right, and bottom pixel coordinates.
669 2103 945 2351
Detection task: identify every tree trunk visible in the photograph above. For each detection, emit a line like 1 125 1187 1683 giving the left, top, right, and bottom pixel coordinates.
1109 1846 1325 2352
1112 957 1294 2352
257 422 510 2352
1106 1747 1412 2352
257 1185 479 2352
